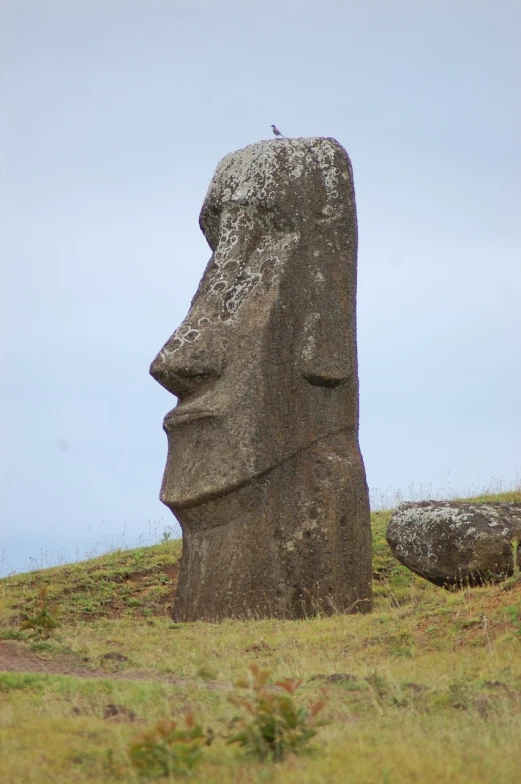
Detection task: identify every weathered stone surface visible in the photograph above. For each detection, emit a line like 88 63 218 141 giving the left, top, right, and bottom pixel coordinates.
150 137 372 621
386 501 521 587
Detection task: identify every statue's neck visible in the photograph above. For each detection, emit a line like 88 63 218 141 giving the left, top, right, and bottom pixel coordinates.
169 439 372 621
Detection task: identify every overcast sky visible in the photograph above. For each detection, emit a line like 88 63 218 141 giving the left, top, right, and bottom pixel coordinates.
2 0 520 575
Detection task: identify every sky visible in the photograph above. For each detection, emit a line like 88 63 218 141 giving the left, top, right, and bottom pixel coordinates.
1 0 520 575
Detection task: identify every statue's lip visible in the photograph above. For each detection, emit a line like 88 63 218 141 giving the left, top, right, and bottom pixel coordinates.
163 406 219 429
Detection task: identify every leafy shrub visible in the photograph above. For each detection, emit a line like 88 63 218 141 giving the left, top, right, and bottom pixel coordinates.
505 603 521 638
226 664 327 762
128 713 209 779
19 586 59 638
0 629 23 641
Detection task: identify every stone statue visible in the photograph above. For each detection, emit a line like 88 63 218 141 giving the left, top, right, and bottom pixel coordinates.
150 137 372 621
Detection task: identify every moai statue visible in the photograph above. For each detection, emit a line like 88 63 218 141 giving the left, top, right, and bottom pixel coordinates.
150 137 372 621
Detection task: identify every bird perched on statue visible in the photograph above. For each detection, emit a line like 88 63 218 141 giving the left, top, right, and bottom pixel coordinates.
271 124 284 137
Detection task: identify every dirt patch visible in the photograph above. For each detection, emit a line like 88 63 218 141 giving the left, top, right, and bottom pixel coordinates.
0 640 226 688
0 640 96 678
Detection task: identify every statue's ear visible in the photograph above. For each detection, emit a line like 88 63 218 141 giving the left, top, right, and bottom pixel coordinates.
299 309 351 388
297 243 354 389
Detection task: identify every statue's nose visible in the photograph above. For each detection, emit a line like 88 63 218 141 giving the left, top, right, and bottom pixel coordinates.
150 329 225 399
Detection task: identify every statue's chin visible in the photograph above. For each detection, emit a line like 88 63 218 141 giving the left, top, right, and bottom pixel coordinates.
160 466 259 512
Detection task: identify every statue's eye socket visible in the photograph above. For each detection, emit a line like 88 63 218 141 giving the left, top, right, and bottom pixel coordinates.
304 372 347 389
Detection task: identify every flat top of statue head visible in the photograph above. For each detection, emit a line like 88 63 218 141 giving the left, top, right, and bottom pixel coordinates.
200 137 353 248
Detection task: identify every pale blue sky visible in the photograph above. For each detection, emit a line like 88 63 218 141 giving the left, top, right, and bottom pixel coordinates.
2 0 520 574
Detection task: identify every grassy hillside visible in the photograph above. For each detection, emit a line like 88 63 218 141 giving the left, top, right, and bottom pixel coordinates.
1 489 521 783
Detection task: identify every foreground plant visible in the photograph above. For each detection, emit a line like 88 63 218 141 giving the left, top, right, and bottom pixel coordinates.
128 713 209 779
226 665 327 762
19 586 59 638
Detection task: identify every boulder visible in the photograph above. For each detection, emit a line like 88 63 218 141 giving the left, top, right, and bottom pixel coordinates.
386 501 521 587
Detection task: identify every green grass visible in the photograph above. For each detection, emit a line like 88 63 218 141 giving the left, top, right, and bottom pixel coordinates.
0 539 182 625
1 490 520 783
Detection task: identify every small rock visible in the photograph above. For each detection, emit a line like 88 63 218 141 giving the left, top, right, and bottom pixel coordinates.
311 673 359 684
100 652 130 663
103 703 137 721
386 501 521 588
403 682 427 692
244 642 273 653
483 680 508 690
